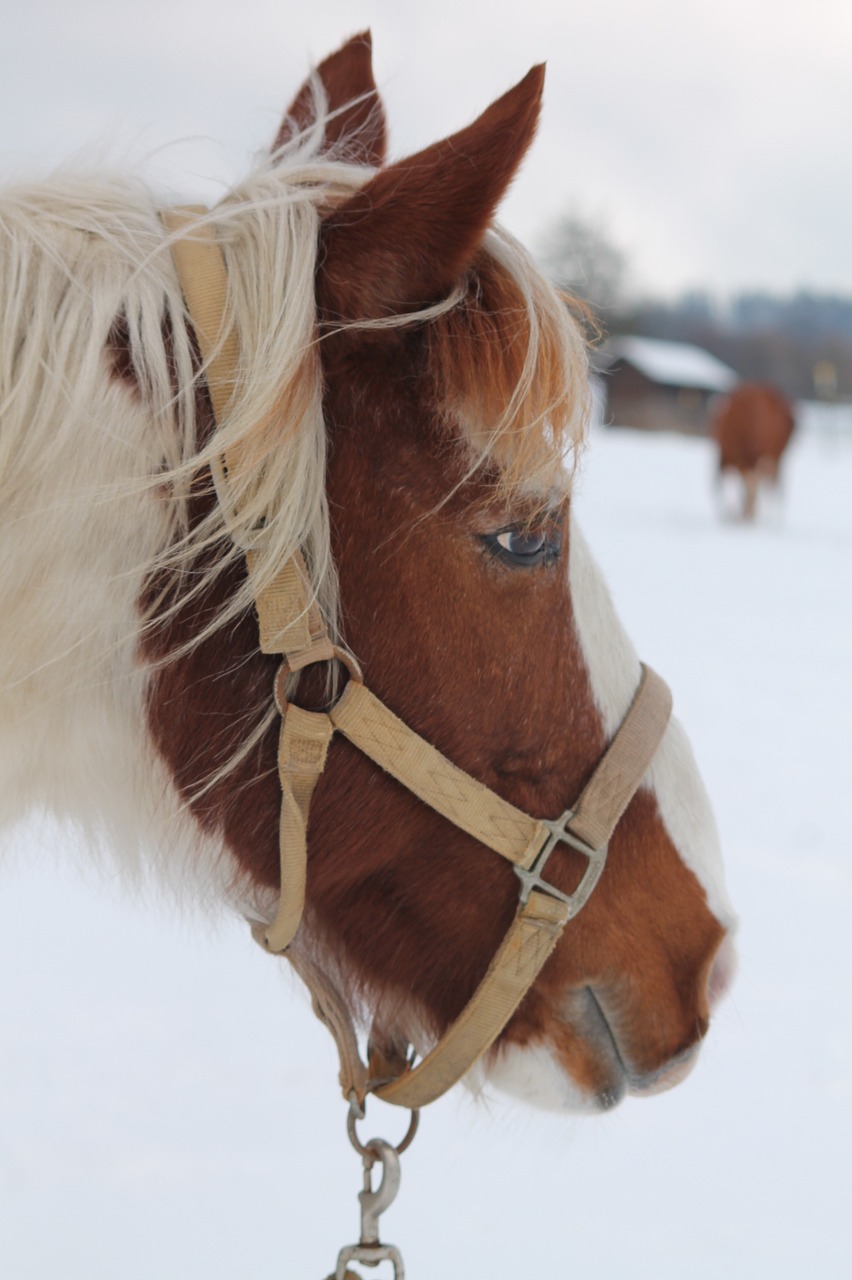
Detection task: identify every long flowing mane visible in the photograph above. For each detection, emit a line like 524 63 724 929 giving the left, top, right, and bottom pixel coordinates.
0 113 590 913
0 123 588 635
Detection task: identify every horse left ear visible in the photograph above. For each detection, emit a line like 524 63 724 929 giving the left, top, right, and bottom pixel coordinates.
318 65 544 327
274 31 386 166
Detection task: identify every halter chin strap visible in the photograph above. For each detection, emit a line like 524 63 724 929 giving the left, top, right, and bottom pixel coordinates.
163 207 673 1110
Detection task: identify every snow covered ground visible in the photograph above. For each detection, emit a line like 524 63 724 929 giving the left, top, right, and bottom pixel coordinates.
1 421 850 1279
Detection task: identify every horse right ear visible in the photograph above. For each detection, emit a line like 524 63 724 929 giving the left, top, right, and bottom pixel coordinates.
317 66 544 328
274 31 387 166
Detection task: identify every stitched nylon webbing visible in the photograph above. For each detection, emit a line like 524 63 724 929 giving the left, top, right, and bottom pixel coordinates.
265 706 334 953
164 207 333 954
161 207 239 429
374 890 568 1107
282 949 371 1105
569 665 672 849
244 549 335 668
329 666 670 872
330 681 546 869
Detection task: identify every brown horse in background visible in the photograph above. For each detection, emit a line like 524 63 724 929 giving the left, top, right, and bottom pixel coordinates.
712 382 795 520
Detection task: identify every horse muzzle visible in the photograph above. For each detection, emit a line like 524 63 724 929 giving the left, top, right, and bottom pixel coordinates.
489 925 736 1114
586 931 737 1107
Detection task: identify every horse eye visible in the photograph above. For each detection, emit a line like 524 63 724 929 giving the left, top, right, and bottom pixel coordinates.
498 530 546 558
483 526 561 568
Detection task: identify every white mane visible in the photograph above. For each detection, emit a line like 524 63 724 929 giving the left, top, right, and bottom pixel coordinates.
0 119 369 890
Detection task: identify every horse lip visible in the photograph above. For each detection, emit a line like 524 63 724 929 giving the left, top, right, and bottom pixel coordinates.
625 1043 700 1097
584 986 700 1100
554 986 702 1109
581 986 628 1108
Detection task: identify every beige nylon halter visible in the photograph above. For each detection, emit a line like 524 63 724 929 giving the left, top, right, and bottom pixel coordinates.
162 207 673 1110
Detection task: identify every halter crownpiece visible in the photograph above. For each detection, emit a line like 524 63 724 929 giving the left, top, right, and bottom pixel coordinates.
163 206 673 1111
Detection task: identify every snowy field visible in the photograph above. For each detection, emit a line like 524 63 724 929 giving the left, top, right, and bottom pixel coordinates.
1 421 850 1279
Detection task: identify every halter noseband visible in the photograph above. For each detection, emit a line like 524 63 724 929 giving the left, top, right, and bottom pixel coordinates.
162 207 673 1111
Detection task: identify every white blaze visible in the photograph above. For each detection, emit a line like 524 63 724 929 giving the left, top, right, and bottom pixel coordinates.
567 517 735 928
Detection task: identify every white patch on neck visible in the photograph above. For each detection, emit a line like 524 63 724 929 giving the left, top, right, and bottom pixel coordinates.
567 518 735 928
0 371 256 921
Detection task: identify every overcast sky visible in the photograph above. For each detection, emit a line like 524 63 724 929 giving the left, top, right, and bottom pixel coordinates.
2 0 850 299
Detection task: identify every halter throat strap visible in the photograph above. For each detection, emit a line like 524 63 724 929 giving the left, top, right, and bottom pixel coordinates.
163 206 673 1110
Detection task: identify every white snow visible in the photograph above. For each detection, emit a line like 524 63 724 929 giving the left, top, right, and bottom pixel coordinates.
1 421 850 1279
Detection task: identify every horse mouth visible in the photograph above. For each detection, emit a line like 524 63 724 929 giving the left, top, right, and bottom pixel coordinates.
572 987 630 1109
584 933 738 1105
485 984 702 1113
584 986 702 1103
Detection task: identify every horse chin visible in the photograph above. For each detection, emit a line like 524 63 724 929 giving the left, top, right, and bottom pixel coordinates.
484 989 629 1114
484 1039 626 1113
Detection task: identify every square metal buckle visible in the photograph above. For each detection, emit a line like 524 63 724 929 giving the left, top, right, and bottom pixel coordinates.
514 808 608 920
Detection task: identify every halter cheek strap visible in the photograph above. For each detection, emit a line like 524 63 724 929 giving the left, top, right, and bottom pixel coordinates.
163 207 673 1110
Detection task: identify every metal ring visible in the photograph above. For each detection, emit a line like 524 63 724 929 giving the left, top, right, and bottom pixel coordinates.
274 645 363 718
346 1102 420 1159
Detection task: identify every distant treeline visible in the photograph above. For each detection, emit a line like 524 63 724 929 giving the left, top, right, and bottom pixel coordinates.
610 290 852 401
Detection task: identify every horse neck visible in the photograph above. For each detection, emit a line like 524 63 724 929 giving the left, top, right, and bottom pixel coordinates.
0 381 243 916
0 363 168 831
0 182 173 846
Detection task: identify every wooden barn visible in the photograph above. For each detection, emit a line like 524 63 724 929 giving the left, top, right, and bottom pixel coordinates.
597 336 738 433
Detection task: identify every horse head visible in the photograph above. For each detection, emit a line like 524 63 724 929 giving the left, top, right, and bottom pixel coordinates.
1 33 733 1115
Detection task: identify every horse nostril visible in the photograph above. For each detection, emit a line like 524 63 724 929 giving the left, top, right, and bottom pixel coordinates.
707 934 737 1011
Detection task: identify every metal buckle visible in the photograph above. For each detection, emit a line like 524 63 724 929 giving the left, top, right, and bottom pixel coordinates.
514 808 608 919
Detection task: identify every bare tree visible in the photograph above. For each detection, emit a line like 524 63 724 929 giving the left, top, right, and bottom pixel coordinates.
538 211 629 317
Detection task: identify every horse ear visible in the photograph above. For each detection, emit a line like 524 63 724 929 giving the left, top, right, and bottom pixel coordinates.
318 65 544 326
274 31 386 166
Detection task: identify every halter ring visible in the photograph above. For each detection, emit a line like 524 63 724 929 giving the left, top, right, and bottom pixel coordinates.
346 1099 420 1159
273 643 363 716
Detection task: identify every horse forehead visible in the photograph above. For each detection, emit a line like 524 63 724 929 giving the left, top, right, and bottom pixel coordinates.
567 519 735 928
325 379 573 520
320 236 588 509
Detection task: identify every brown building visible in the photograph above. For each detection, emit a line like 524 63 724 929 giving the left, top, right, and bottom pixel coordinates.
597 336 738 434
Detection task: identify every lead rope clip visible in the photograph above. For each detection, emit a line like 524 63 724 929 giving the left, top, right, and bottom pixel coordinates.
327 1101 419 1280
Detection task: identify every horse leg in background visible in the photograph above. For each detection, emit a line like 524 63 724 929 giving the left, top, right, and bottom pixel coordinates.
714 463 744 522
742 468 759 521
758 455 786 524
